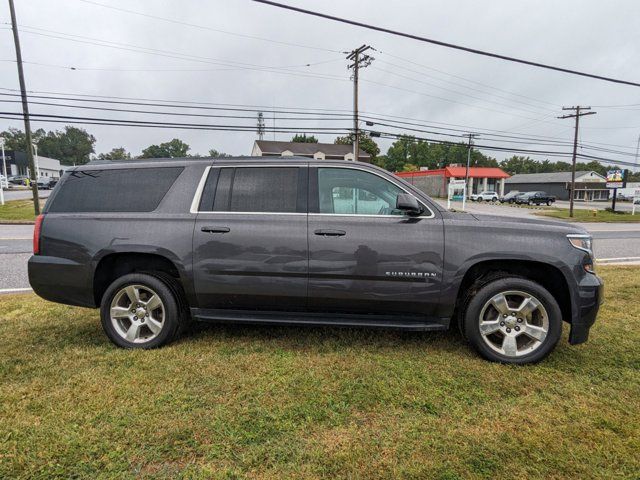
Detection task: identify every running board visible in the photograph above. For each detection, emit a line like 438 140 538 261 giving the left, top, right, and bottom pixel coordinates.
192 308 449 331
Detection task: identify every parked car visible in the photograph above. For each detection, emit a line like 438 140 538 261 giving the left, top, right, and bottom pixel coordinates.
28 158 603 364
37 177 58 190
0 174 7 189
499 191 520 204
615 192 633 202
470 191 499 202
9 175 29 186
515 191 556 206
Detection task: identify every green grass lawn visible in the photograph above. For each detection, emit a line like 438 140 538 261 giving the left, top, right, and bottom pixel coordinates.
1 267 638 479
0 199 40 223
536 207 640 222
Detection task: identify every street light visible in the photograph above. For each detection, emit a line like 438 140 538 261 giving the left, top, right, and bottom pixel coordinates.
32 143 40 179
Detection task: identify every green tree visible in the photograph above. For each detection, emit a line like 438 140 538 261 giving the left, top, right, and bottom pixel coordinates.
291 134 318 143
140 139 190 158
334 132 380 161
1 126 95 165
97 147 131 160
0 127 46 151
208 149 233 158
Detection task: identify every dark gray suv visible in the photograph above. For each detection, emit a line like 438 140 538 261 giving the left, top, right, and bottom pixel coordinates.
28 157 603 363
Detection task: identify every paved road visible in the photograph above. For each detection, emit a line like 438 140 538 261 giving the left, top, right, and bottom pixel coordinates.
2 219 639 292
2 188 51 201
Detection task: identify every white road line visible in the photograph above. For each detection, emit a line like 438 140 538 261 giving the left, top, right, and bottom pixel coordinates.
597 256 640 263
0 237 31 240
0 287 33 294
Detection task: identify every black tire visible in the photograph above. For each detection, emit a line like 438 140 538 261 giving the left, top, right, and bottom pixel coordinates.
492 197 498 202
508 199 514 204
463 276 562 364
546 200 552 206
100 272 183 349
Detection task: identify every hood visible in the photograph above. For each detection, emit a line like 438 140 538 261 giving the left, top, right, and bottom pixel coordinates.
469 213 588 234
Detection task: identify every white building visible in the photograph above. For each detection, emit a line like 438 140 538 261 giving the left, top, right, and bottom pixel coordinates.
251 140 371 162
2 150 62 178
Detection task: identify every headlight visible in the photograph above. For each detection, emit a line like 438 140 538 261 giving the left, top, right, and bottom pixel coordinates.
567 234 595 273
567 234 593 254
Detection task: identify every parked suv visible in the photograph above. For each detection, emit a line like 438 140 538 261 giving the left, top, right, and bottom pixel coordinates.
28 158 603 364
499 191 520 204
37 177 58 190
470 191 498 202
515 191 556 206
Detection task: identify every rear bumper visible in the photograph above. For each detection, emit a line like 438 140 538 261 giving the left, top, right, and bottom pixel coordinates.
28 255 96 308
568 273 604 345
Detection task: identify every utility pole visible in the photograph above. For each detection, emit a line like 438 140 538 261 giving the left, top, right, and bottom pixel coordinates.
8 0 39 215
0 138 5 206
256 112 265 140
634 133 640 173
558 106 596 218
462 133 479 211
346 45 374 161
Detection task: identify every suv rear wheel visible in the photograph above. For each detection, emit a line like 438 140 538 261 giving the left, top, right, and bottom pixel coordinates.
100 273 183 348
463 277 562 364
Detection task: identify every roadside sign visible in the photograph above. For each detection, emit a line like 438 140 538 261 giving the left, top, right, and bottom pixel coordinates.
447 179 466 209
606 169 625 189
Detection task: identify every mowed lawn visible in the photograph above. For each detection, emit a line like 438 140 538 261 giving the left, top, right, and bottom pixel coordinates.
0 199 40 223
1 268 638 479
536 208 640 222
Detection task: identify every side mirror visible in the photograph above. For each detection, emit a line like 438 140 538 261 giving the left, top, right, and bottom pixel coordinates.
396 193 422 216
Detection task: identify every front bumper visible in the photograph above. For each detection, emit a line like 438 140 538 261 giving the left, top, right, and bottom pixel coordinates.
568 273 604 345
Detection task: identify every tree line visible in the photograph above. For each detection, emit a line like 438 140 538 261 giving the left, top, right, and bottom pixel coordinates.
0 127 232 165
1 126 636 181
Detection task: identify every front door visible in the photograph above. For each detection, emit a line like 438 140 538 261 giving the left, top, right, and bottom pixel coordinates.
193 165 308 311
307 166 444 316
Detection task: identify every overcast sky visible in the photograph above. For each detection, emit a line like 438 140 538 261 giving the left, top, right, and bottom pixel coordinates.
1 0 639 165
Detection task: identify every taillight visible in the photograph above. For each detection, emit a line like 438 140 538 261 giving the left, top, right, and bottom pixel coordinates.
33 214 44 255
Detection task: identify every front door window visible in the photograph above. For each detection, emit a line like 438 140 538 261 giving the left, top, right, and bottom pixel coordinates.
317 167 405 216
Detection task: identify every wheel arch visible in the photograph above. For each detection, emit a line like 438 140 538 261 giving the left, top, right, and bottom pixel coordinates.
92 250 192 307
452 258 572 335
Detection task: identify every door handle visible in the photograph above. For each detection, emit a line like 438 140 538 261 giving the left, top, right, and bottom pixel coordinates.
314 229 346 237
201 226 230 233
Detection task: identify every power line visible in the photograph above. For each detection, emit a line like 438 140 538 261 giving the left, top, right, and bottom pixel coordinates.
0 87 354 114
0 111 351 134
2 89 635 157
248 0 640 87
0 111 351 131
0 98 353 122
373 60 557 114
11 25 348 83
74 0 341 54
379 51 560 108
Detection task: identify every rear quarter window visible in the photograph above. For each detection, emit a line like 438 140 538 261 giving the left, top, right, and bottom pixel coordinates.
48 167 183 213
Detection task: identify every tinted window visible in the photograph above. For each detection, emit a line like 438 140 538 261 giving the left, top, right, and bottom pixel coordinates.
201 167 299 213
317 168 404 215
48 167 183 213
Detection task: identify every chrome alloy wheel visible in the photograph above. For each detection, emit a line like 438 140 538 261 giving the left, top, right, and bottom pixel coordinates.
478 290 549 358
110 284 165 344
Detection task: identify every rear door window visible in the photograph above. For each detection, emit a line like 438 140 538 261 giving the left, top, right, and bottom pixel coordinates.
48 167 183 213
199 167 304 213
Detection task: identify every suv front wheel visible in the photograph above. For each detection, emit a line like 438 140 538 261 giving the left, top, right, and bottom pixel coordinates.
100 273 184 348
463 277 562 364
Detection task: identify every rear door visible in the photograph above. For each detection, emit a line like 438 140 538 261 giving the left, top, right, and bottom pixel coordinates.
307 165 444 317
192 164 308 311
